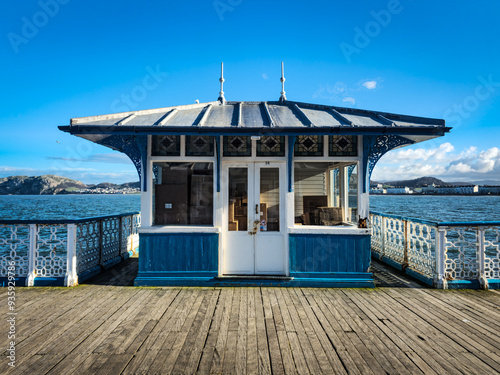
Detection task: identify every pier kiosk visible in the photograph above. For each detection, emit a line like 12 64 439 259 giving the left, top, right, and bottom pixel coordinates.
60 71 449 287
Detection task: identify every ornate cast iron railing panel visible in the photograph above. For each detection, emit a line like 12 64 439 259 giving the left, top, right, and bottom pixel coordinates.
35 224 68 278
0 212 140 286
442 226 479 281
370 214 383 256
406 221 436 279
76 219 101 274
483 226 500 280
0 224 30 278
383 216 406 264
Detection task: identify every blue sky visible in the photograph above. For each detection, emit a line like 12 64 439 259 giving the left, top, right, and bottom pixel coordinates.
1 0 500 184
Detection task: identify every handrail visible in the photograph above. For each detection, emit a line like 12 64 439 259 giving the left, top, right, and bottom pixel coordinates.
0 211 140 225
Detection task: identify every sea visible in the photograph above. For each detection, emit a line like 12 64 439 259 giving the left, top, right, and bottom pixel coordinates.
0 194 499 223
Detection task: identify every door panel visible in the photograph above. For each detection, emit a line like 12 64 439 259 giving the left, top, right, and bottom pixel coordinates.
255 165 285 274
223 163 286 275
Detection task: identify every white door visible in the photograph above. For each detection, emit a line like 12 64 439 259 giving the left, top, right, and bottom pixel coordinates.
222 162 286 275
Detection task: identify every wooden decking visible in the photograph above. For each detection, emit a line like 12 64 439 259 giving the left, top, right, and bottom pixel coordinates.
1 260 500 374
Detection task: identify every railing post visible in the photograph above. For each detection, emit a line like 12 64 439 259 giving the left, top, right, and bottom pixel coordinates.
435 225 447 289
477 227 488 290
26 224 37 287
65 224 78 287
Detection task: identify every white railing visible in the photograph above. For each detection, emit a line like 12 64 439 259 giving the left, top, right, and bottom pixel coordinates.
0 212 140 287
370 211 500 289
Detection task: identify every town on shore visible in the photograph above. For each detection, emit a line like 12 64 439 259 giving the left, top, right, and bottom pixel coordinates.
371 177 500 196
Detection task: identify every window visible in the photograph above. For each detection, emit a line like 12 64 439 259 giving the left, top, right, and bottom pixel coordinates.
256 136 285 157
152 135 181 156
294 162 358 226
294 135 323 157
186 136 214 156
153 162 213 225
329 135 358 156
223 136 252 156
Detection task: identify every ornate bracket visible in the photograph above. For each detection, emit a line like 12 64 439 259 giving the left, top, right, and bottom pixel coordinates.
98 135 148 191
362 135 415 193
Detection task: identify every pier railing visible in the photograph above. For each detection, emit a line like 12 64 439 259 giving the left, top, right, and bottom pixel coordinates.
370 211 500 289
0 212 140 287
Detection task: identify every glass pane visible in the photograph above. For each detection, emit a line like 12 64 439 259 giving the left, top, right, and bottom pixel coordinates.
257 136 285 157
228 168 248 231
152 135 181 156
348 165 358 224
186 135 214 156
329 135 358 156
260 168 280 232
153 162 213 225
223 136 252 157
294 162 357 226
294 135 323 157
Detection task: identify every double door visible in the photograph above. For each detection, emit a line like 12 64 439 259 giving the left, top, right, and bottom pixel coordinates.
222 162 286 275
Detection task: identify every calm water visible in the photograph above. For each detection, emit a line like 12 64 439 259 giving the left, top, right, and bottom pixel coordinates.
370 195 500 223
0 194 499 223
0 195 141 221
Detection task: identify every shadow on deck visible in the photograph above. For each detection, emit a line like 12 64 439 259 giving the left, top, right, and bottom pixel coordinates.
83 257 428 289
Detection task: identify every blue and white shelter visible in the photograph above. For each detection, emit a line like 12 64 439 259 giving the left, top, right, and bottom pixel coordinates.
59 75 449 287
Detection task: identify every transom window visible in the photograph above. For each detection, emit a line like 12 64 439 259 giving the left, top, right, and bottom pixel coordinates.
294 135 323 157
152 135 181 156
257 136 285 157
186 135 214 156
329 135 358 156
223 136 252 157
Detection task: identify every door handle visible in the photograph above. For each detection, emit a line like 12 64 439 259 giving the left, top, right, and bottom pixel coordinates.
248 220 260 235
256 204 259 214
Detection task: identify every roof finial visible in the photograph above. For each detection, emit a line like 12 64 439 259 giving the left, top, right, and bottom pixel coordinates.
279 61 287 103
218 62 226 104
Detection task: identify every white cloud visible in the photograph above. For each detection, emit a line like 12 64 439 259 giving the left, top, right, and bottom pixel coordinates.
372 144 500 183
262 73 269 80
362 80 377 89
342 97 356 105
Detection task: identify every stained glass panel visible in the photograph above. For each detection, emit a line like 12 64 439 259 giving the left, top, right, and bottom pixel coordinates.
294 135 323 157
257 136 285 157
223 136 252 157
186 136 214 156
329 135 358 156
152 135 181 156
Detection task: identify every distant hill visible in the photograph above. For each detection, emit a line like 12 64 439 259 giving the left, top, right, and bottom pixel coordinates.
0 175 140 195
371 176 476 188
0 175 87 195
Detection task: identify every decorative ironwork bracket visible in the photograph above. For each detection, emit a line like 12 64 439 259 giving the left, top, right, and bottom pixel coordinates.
98 135 148 191
362 135 415 193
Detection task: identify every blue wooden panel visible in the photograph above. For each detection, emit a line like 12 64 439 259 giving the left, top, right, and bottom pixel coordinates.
139 233 218 273
289 234 371 274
